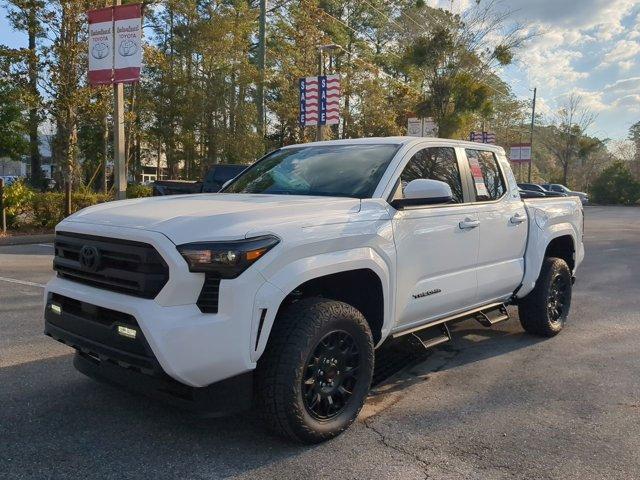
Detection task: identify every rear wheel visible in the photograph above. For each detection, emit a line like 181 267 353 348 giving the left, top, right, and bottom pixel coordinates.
518 257 572 337
255 297 374 443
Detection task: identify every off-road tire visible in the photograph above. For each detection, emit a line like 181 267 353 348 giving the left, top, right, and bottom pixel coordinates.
255 297 374 444
518 257 572 337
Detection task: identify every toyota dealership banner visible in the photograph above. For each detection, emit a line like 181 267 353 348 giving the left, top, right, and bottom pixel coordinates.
88 7 114 85
88 4 142 86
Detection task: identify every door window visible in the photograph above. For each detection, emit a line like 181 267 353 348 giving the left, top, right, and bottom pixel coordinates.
465 149 506 201
397 147 463 203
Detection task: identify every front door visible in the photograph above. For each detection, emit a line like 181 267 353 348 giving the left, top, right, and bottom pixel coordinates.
391 146 479 331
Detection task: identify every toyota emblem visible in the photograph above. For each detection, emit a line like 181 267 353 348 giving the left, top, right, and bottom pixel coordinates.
79 245 101 272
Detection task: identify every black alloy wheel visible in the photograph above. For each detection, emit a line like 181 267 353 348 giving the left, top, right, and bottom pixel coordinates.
519 256 573 337
547 273 569 323
255 297 374 443
302 330 361 420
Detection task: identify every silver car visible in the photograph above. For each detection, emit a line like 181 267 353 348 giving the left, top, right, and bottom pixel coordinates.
542 184 589 205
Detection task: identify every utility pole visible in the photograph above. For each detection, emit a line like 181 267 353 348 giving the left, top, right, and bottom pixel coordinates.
103 94 109 193
528 87 537 183
315 44 339 142
316 47 325 142
113 0 126 200
256 0 266 147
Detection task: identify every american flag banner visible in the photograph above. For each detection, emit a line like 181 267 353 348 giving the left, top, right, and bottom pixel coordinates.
299 76 319 126
470 131 496 144
299 74 340 127
324 74 340 126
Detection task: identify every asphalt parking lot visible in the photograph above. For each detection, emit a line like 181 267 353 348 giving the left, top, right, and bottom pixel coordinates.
1 206 639 479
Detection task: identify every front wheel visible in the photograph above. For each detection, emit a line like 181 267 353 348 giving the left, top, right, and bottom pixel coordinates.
518 257 573 337
255 297 374 443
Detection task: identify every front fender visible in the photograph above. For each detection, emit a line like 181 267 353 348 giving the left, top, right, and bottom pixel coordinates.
250 248 394 362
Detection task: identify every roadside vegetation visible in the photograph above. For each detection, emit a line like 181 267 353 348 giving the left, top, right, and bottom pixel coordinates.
1 180 151 233
0 0 638 234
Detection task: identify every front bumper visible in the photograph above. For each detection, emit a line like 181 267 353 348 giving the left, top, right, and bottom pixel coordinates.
45 222 269 388
73 351 253 416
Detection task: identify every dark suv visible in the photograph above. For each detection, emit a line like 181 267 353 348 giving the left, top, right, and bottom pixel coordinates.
518 183 567 197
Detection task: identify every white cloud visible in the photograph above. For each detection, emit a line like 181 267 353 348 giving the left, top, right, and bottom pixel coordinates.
523 47 589 89
604 77 640 92
555 88 607 112
619 60 635 71
612 94 640 111
602 39 640 67
499 0 638 38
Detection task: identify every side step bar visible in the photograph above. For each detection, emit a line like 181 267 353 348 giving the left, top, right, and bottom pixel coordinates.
411 322 452 350
474 304 510 327
393 302 511 340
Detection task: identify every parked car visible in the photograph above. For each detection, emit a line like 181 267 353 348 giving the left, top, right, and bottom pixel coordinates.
152 164 247 196
518 188 546 199
45 137 585 443
518 183 567 197
542 183 589 204
0 175 20 187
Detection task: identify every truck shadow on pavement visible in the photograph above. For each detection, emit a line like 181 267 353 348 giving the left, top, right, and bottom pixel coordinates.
1 316 546 478
369 314 545 398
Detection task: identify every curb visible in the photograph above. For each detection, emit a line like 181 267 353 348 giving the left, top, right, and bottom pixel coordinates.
0 234 55 246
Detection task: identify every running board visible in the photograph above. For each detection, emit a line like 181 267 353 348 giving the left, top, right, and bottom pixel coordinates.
474 304 510 327
392 302 508 339
411 322 452 350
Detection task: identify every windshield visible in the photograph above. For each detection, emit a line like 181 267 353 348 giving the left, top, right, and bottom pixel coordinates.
223 144 400 198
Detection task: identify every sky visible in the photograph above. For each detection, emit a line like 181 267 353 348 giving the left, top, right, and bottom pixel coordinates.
441 0 640 141
1 1 639 141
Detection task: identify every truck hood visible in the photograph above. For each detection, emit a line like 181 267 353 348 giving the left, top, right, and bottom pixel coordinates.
61 194 362 244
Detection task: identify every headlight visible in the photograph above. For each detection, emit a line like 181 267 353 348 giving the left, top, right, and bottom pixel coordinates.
177 235 279 278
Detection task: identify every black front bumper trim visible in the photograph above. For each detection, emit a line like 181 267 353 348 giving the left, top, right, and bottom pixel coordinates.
73 352 253 417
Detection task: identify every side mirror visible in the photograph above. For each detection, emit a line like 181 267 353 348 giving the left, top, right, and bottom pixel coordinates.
391 179 453 209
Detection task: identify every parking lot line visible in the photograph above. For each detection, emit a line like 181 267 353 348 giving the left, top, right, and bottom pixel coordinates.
0 276 45 288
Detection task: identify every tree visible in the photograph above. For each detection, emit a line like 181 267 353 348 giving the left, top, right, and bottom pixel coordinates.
43 0 100 211
5 0 47 186
544 94 597 186
0 78 28 159
590 162 640 205
403 1 527 137
628 121 640 178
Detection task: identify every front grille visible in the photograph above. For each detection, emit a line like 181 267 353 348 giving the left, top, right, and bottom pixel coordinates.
197 275 221 313
53 231 169 299
46 293 159 374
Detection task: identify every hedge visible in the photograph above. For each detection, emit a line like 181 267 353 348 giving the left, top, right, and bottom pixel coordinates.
2 181 152 230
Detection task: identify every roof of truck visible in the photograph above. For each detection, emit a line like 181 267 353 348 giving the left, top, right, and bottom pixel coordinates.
281 136 505 153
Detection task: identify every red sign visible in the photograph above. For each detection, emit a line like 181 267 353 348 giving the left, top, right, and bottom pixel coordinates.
510 143 532 163
114 4 142 83
87 4 142 86
88 7 113 85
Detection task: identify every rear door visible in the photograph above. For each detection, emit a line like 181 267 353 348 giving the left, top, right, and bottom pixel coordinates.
390 146 480 331
462 148 527 302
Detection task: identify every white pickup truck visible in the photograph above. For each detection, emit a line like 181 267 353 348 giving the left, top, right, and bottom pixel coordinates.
44 137 584 443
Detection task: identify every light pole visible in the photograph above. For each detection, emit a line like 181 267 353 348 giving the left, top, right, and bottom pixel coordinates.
528 87 537 183
316 44 340 142
113 0 126 200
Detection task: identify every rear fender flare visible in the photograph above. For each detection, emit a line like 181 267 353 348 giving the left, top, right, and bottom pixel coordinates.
518 224 578 298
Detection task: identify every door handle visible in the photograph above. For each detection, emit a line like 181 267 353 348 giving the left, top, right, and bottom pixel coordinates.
459 218 480 230
510 213 526 224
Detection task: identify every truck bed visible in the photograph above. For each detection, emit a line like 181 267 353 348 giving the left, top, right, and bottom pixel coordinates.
519 196 584 298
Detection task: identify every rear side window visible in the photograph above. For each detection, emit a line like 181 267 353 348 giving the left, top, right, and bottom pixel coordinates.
399 147 463 203
465 149 506 201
